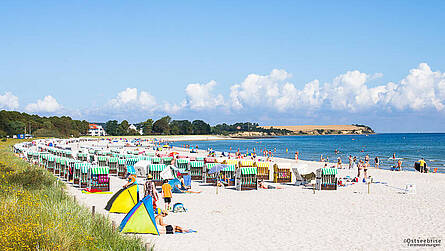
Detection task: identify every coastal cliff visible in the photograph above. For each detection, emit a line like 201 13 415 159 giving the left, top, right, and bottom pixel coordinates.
257 124 374 136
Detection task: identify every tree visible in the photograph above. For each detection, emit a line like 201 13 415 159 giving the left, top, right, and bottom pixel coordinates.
153 116 171 134
192 120 211 135
142 119 154 135
104 120 119 136
118 120 130 135
170 120 193 135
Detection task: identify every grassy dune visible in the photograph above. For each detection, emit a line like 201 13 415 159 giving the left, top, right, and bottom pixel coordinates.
0 139 144 250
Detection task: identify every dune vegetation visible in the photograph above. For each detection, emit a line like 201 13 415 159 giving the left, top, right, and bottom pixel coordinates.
0 139 144 250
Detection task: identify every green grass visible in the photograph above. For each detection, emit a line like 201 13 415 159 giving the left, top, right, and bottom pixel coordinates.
0 139 145 250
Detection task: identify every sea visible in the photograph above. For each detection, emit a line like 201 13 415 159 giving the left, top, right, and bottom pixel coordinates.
172 133 445 173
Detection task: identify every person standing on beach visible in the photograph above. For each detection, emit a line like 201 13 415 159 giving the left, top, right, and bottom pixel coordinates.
144 174 158 210
365 154 370 164
161 179 172 211
348 155 353 169
337 157 342 168
295 151 299 161
375 156 379 169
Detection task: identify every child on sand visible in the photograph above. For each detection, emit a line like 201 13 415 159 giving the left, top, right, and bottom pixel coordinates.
161 179 172 211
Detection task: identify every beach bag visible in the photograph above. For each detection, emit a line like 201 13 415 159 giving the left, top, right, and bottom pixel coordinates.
172 203 187 213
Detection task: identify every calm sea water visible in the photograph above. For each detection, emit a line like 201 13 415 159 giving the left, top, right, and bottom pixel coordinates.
172 133 445 173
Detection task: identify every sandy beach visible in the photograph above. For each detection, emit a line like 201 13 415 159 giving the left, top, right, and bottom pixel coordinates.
57 136 445 250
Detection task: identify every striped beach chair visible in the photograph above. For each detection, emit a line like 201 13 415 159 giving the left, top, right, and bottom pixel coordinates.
316 168 338 190
176 158 190 170
107 157 119 175
236 167 258 191
255 162 270 181
190 161 204 180
149 164 166 186
221 164 236 186
89 166 110 191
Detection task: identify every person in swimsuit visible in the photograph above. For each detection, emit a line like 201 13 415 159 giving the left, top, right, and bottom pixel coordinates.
155 210 188 234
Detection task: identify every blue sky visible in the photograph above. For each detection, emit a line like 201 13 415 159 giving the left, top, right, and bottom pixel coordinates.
1 1 445 132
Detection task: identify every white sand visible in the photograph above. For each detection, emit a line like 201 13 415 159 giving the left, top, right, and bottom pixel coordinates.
64 167 444 250
54 138 445 250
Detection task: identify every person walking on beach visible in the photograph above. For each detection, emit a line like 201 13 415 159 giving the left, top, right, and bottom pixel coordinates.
161 179 172 211
144 174 159 210
374 156 379 169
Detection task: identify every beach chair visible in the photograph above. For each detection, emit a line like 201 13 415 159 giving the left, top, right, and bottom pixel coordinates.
98 156 108 167
118 159 126 178
204 163 218 184
255 162 270 181
149 164 166 186
190 161 204 180
315 168 337 190
221 164 236 186
88 166 110 191
107 157 119 175
176 158 190 171
235 167 258 191
273 164 292 183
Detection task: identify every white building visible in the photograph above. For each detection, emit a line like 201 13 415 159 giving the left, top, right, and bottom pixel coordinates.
88 124 106 136
129 124 142 135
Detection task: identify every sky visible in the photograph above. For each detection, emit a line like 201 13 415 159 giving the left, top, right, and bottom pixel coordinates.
0 0 445 133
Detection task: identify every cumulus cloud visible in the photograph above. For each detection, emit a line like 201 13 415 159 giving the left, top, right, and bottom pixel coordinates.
109 88 157 111
25 95 61 113
185 80 224 110
102 63 445 121
227 63 445 113
0 92 19 110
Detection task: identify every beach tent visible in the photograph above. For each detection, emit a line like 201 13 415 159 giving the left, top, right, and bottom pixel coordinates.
119 195 159 234
105 184 139 213
159 164 174 180
134 160 151 177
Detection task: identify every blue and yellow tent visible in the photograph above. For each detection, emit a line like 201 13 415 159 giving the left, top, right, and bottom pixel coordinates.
105 184 138 213
119 195 159 235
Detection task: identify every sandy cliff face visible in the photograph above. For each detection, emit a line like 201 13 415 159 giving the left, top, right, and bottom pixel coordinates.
259 125 374 135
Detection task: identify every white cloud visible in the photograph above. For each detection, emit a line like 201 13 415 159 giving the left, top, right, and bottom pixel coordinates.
386 63 445 111
0 92 19 110
230 69 292 110
185 80 224 110
25 95 61 113
110 88 157 111
227 63 445 113
101 63 445 121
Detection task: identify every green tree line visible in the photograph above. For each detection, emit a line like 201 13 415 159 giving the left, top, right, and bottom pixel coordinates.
0 110 89 138
103 116 290 136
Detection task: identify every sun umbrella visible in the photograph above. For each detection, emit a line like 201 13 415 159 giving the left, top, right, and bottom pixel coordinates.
208 164 226 175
